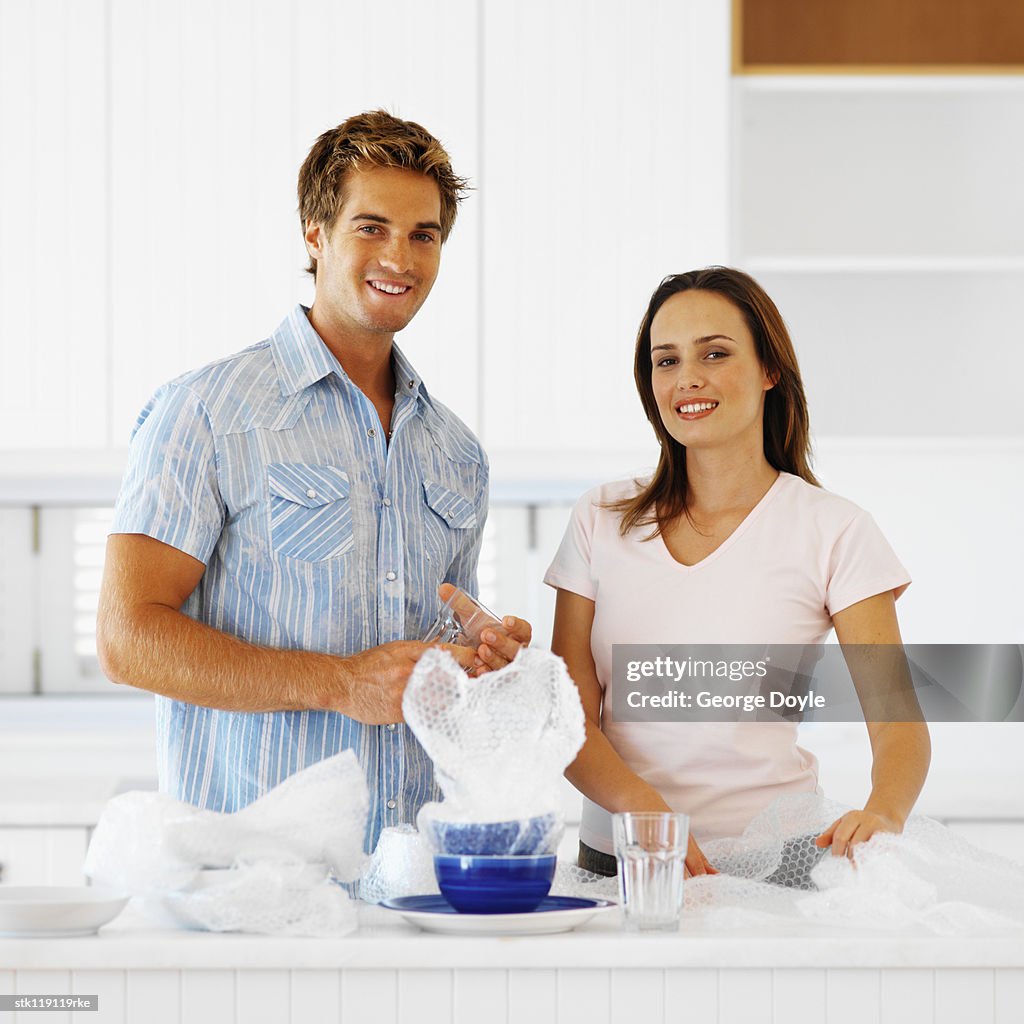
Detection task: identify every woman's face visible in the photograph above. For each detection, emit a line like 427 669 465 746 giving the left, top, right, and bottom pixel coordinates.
650 289 774 455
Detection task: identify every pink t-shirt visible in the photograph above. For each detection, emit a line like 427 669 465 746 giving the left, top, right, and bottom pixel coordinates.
544 472 911 853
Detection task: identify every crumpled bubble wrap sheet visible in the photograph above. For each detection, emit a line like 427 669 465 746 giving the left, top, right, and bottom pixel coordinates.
405 646 585 826
83 750 369 936
358 647 585 902
359 825 440 904
685 793 1024 935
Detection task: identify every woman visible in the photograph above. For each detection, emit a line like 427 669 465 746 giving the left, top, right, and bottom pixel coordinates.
545 268 930 878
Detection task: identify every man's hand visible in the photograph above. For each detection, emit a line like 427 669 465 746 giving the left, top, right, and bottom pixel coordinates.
337 640 477 723
435 582 532 676
815 810 903 859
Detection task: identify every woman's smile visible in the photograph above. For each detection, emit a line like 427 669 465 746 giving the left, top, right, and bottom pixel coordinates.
674 399 719 420
650 289 772 452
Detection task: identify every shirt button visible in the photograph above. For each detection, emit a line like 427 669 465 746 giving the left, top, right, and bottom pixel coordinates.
382 497 392 507
446 511 454 519
305 488 317 499
387 723 397 731
408 380 414 388
385 571 397 581
386 799 397 810
367 427 376 438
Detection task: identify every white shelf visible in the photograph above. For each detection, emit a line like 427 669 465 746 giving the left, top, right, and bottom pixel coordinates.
745 257 1024 274
738 74 1024 93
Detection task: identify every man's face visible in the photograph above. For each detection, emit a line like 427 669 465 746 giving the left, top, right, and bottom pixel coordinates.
305 165 443 338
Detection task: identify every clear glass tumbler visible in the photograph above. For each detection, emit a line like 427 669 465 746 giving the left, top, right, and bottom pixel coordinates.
612 811 690 931
422 587 503 648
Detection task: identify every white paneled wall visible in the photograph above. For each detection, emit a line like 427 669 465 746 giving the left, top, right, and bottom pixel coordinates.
480 0 731 454
0 0 733 454
0 0 108 449
107 0 482 438
0 0 489 449
0 967 1022 1024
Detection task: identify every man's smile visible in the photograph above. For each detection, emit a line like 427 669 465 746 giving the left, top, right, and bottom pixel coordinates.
367 279 412 296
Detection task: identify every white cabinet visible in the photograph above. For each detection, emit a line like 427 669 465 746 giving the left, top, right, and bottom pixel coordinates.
0 827 88 886
734 76 1024 441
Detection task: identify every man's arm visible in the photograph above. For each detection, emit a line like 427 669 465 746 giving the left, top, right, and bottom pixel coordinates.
96 533 476 722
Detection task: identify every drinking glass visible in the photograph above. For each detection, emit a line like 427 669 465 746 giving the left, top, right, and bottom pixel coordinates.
612 811 690 931
422 587 503 648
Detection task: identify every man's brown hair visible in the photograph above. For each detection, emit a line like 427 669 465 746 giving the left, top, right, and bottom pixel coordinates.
297 109 470 278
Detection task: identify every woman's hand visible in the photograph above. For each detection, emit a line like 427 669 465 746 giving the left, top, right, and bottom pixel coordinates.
685 833 718 878
815 810 903 859
473 616 532 674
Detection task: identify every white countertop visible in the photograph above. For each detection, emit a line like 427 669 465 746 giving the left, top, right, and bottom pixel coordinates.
3 903 1023 971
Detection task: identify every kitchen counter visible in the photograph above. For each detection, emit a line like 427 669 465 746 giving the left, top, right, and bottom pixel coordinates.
4 902 1024 970
1 904 1022 1024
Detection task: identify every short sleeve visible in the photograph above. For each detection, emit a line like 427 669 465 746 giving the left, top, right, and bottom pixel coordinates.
543 489 600 600
825 509 911 616
110 383 225 564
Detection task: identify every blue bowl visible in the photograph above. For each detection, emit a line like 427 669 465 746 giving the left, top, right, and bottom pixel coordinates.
421 814 562 856
434 854 557 914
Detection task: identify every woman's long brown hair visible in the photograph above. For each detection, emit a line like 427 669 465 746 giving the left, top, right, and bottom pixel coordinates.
609 267 819 537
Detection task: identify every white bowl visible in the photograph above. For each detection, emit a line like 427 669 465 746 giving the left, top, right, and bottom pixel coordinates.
0 886 129 938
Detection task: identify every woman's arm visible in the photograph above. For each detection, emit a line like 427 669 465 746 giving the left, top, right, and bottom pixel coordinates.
816 591 931 857
552 588 716 875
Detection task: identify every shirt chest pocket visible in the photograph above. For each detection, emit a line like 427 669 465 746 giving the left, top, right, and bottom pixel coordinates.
268 463 354 562
422 478 479 569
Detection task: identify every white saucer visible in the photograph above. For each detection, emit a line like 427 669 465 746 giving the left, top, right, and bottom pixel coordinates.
381 895 617 935
0 886 129 938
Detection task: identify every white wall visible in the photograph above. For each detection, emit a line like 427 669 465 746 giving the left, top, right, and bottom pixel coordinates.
0 0 731 454
1 11 1022 662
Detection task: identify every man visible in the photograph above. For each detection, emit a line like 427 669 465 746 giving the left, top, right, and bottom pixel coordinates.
96 111 530 850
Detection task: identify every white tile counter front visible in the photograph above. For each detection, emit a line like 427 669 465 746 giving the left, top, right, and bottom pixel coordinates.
1 905 1022 1024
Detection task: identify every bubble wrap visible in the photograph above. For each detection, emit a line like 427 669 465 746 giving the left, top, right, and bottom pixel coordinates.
359 825 440 904
354 647 585 901
404 646 585 824
84 750 369 936
550 863 620 902
683 793 1024 935
161 862 358 937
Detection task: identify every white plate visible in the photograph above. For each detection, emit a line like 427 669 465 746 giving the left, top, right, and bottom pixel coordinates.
381 895 617 936
0 886 129 938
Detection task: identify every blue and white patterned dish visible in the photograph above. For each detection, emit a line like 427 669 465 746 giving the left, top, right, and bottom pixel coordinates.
380 895 616 935
434 854 556 914
420 813 562 856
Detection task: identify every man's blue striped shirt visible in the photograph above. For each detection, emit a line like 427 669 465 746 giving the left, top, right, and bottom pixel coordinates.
111 305 488 850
